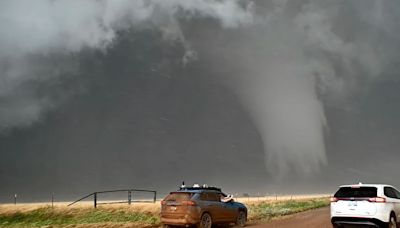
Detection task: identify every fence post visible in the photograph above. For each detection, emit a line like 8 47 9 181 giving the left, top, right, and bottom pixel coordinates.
128 191 132 205
14 194 17 205
153 191 157 203
94 193 97 208
52 193 54 208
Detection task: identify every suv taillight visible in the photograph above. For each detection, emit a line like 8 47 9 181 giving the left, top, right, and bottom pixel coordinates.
161 200 166 205
330 197 338 202
368 197 386 203
182 200 197 206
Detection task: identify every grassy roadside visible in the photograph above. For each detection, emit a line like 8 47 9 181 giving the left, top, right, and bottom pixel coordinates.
247 198 330 222
0 198 329 227
0 205 160 228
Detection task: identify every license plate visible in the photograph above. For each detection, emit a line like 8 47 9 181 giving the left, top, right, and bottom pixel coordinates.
348 201 358 206
170 206 177 211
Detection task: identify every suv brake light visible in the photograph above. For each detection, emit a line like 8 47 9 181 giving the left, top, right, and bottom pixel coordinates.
161 200 166 205
330 197 338 202
368 197 386 203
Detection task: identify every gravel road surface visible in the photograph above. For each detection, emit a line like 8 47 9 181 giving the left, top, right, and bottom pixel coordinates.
248 207 331 228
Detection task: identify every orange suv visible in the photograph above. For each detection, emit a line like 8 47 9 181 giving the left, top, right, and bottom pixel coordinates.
161 185 247 228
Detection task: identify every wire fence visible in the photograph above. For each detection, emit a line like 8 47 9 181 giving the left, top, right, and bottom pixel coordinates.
68 189 157 208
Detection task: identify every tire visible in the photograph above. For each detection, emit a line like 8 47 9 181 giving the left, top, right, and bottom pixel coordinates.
197 213 212 228
387 214 397 228
236 211 247 227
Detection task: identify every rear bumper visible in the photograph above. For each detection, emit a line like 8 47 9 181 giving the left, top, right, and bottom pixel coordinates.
331 217 386 227
161 216 198 226
330 202 391 223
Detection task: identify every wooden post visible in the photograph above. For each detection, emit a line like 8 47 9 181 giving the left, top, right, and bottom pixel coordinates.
52 193 54 208
94 193 97 208
153 191 157 203
128 191 132 205
14 194 17 205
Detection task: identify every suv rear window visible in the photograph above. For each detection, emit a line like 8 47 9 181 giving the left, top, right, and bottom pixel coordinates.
164 193 193 202
334 187 377 198
199 192 221 202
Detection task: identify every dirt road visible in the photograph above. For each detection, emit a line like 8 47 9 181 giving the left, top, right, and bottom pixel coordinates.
248 207 331 228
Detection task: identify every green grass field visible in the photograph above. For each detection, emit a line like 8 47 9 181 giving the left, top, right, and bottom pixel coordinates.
0 198 329 227
0 207 159 228
247 198 329 221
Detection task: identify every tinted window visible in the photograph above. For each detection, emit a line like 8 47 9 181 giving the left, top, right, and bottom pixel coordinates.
199 193 208 201
200 192 221 202
334 187 377 198
208 192 220 202
394 189 400 199
164 193 193 202
385 187 399 199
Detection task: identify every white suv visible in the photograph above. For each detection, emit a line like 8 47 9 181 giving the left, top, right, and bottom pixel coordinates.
331 183 400 228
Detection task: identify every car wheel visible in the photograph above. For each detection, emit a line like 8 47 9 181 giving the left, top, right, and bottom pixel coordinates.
236 211 247 227
197 213 212 228
388 214 397 228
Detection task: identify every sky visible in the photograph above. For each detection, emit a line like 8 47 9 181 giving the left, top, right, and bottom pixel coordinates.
0 0 400 202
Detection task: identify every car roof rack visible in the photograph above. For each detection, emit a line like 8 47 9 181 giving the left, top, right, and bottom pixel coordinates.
179 182 222 192
179 186 222 191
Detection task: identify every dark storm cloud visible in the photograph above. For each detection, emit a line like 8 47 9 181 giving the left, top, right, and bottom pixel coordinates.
0 30 268 201
0 0 258 201
0 0 254 129
1 0 400 201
